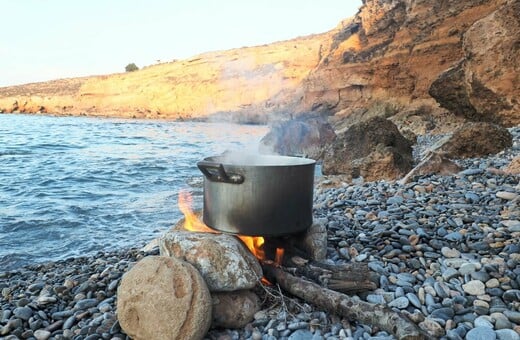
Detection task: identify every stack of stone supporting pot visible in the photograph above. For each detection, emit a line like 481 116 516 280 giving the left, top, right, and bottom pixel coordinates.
116 219 327 340
116 225 263 340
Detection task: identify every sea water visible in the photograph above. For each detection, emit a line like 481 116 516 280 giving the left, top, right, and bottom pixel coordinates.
0 114 268 270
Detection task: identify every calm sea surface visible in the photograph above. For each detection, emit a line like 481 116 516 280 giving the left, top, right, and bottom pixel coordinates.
0 114 268 271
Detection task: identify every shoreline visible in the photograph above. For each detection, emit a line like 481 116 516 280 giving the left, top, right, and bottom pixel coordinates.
1 129 519 339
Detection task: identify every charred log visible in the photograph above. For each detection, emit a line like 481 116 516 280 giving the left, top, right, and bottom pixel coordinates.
282 256 377 294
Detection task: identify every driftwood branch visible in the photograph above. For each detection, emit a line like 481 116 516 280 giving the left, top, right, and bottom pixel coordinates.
262 262 427 340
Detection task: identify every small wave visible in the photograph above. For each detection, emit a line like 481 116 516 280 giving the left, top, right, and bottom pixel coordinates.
0 150 32 156
0 252 33 271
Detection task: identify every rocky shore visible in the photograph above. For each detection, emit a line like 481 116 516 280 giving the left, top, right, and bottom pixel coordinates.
1 128 519 340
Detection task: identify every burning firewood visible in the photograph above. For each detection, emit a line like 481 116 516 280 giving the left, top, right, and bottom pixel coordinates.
262 262 428 340
281 256 377 294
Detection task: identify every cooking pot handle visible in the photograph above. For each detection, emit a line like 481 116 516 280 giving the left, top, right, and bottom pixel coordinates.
197 161 244 184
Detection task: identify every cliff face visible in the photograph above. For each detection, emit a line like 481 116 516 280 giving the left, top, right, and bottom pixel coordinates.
301 0 516 127
0 35 325 122
0 0 517 128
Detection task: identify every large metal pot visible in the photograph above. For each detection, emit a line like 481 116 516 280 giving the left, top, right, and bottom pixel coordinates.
197 154 315 236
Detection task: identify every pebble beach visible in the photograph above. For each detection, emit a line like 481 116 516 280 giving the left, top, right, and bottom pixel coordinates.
1 127 519 340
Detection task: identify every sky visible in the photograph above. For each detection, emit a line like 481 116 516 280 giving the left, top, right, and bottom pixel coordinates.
0 1 362 87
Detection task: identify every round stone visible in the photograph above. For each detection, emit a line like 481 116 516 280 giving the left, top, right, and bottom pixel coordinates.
474 315 493 328
504 310 520 324
495 329 520 340
33 330 51 340
463 280 486 296
13 307 33 321
441 247 461 258
117 256 212 340
466 326 496 340
491 312 513 330
486 278 500 288
388 296 409 309
211 290 260 329
496 191 518 200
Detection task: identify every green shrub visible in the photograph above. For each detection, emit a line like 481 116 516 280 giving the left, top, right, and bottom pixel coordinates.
125 63 139 72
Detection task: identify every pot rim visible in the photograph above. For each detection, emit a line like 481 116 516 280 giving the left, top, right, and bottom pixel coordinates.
203 153 316 167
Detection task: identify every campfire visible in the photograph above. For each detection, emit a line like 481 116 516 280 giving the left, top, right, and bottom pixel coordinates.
171 189 426 339
117 155 428 340
178 190 282 265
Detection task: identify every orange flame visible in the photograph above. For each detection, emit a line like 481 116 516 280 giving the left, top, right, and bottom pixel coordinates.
275 247 284 265
178 190 217 233
237 235 265 261
178 190 267 261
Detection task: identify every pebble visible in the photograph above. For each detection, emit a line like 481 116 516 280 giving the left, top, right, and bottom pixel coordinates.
496 191 518 200
406 293 422 309
11 307 30 321
495 329 520 340
504 310 520 324
493 313 513 330
388 296 409 309
33 329 51 340
474 315 494 328
466 326 497 340
463 280 486 296
441 246 461 258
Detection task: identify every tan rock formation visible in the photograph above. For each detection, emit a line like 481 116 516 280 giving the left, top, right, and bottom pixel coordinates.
301 0 513 128
505 156 520 175
117 256 212 340
430 0 520 125
400 151 462 184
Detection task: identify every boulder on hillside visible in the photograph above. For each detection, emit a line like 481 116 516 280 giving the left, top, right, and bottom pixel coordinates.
259 116 336 160
434 122 512 159
429 0 520 126
322 117 413 182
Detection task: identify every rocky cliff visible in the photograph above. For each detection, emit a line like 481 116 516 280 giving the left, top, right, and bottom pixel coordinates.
301 0 519 129
1 0 517 128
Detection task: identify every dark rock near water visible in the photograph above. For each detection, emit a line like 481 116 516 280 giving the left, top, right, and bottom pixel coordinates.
322 117 413 181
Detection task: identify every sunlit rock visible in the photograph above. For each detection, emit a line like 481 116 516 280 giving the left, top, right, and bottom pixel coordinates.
117 256 211 340
159 230 263 292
